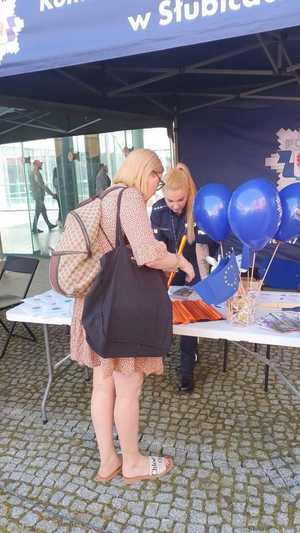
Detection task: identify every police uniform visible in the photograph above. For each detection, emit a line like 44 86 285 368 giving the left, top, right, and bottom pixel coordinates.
151 198 218 390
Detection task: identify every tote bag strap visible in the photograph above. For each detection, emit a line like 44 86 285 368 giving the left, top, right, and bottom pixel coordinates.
115 187 128 247
98 186 127 249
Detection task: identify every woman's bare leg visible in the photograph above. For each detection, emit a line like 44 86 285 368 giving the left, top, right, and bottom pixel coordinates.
113 370 172 478
91 366 121 476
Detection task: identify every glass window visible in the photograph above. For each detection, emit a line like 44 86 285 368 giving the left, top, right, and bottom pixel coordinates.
0 127 172 256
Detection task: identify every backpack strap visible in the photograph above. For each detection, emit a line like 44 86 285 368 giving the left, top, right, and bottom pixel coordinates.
99 185 125 201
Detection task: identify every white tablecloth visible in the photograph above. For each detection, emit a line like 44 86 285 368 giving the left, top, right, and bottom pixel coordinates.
6 289 300 350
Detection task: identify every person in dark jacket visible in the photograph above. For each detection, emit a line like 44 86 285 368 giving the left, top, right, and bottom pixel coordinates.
95 164 110 195
30 160 57 234
151 163 218 393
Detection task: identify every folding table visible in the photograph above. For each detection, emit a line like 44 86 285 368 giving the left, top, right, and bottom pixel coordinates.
6 289 300 423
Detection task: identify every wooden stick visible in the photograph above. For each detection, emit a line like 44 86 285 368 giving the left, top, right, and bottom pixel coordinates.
220 242 224 258
250 251 256 290
258 242 280 291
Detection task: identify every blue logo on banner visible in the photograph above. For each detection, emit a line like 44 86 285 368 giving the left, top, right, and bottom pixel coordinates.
265 128 300 190
0 0 24 63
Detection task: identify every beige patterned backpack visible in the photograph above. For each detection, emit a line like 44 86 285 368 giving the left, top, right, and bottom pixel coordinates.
49 187 122 297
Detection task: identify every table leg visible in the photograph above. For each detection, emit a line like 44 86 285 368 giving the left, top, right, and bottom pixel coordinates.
232 341 300 399
264 345 271 392
41 324 53 424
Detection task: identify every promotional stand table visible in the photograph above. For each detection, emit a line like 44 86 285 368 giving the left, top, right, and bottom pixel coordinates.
6 290 300 423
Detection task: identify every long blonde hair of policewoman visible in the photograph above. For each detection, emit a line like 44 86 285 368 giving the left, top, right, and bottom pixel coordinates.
163 163 197 245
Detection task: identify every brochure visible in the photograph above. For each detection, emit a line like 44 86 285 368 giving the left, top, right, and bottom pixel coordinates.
257 311 300 333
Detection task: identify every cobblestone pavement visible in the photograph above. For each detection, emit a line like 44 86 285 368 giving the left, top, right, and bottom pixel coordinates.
1 324 300 532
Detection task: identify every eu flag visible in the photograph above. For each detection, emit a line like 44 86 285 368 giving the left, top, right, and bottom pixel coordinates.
193 253 240 305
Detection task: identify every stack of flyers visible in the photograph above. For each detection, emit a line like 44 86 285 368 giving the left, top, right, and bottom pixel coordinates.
257 312 300 333
171 287 194 300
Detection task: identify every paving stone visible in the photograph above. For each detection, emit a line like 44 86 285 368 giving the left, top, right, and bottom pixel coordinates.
144 517 161 529
127 515 144 527
105 523 123 533
11 507 25 519
1 333 300 532
19 511 39 527
160 518 176 532
36 520 60 532
190 511 207 525
144 502 159 517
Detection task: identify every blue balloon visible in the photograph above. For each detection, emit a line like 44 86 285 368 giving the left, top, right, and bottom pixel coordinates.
193 183 231 241
228 178 282 251
275 183 300 242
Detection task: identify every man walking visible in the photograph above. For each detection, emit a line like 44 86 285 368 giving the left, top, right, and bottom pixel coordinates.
30 160 57 234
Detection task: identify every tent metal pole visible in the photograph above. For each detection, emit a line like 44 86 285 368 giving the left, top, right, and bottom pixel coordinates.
256 34 278 74
187 68 281 76
109 41 271 96
240 77 297 97
241 95 300 102
109 72 172 115
172 109 179 165
0 112 50 136
180 96 235 114
187 41 267 71
287 63 300 72
111 91 235 98
110 67 282 77
0 116 66 134
110 66 175 74
109 70 177 96
279 42 300 86
67 117 102 134
58 69 104 99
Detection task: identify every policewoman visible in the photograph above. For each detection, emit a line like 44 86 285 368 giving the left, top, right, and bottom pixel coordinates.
151 163 218 393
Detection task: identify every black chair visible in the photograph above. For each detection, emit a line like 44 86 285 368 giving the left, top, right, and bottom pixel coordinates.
0 255 39 359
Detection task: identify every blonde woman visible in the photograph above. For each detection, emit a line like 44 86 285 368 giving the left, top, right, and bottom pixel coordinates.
151 163 218 393
70 149 194 484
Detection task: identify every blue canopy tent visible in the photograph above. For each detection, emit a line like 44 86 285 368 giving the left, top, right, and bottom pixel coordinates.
0 0 300 144
0 0 299 284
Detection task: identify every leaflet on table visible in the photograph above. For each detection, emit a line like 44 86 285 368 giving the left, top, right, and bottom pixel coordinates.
257 292 300 309
18 290 74 318
170 287 194 299
257 312 300 333
22 289 73 306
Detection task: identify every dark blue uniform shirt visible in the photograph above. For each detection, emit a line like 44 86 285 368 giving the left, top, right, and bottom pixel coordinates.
151 198 218 285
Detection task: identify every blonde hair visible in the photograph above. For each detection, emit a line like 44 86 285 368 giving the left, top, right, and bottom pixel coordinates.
113 148 163 198
164 163 197 244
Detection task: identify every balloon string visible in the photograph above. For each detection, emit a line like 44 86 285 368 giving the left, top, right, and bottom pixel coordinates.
258 242 280 291
250 251 256 290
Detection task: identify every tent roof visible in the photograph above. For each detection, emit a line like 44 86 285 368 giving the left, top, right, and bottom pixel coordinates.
0 0 300 78
1 26 300 143
0 1 300 143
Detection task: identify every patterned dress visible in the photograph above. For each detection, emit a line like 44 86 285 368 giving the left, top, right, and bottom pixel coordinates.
70 186 168 377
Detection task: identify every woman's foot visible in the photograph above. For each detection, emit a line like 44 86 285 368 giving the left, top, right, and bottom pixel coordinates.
122 455 173 484
95 453 122 482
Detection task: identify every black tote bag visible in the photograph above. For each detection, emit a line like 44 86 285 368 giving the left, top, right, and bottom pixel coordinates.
82 188 172 358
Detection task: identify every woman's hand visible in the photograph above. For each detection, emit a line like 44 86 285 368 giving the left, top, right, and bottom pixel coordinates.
178 256 195 283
